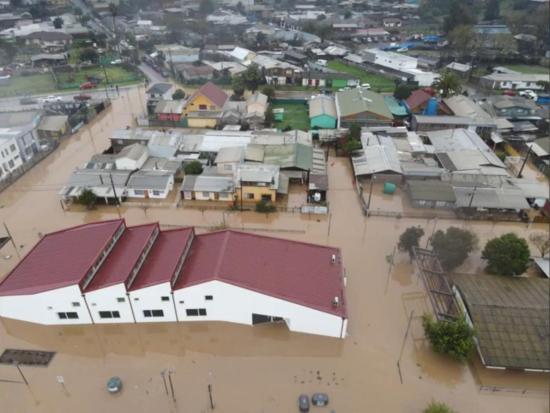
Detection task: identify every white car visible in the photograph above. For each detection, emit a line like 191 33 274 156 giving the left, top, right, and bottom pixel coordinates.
519 90 538 100
361 83 371 89
40 95 62 103
110 59 122 65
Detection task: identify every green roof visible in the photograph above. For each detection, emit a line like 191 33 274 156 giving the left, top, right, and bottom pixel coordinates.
263 143 313 171
452 273 549 371
336 88 393 120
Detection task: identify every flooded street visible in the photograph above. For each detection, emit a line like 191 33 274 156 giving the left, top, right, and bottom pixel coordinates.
0 87 548 412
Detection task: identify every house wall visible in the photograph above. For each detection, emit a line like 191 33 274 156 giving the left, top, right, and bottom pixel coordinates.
0 136 23 180
216 162 238 175
128 283 178 323
235 185 276 202
193 190 234 201
0 285 92 325
310 114 336 129
184 94 220 115
173 280 346 338
127 176 174 199
158 113 182 122
84 283 135 324
115 151 148 170
187 117 218 128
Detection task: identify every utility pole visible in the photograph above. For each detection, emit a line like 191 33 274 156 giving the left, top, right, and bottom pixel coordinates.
13 362 28 387
167 369 176 403
517 145 532 178
240 178 243 211
365 175 376 211
208 384 214 409
108 173 122 218
160 370 168 396
4 222 20 259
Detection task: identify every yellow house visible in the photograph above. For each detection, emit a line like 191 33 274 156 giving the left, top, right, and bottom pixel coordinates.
235 164 287 203
183 82 228 128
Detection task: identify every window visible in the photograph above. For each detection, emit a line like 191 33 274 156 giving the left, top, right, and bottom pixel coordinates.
199 104 207 110
152 190 161 196
161 296 170 302
72 302 80 307
205 295 213 301
134 297 140 301
199 309 207 316
143 310 152 317
99 311 120 319
9 144 16 152
144 309 164 318
117 297 125 303
58 312 79 320
202 191 210 198
134 189 145 195
246 193 254 200
186 309 199 316
179 300 185 304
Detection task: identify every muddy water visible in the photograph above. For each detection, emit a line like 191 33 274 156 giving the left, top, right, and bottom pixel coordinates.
0 88 548 412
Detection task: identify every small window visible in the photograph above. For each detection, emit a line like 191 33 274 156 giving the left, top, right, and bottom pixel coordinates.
246 193 254 200
134 297 140 301
117 297 125 303
99 311 113 319
186 309 199 316
205 295 213 301
179 300 185 304
152 190 161 196
57 312 67 319
199 308 207 316
10 144 16 152
47 306 53 310
72 302 80 307
199 104 207 110
152 310 164 317
67 312 79 319
112 311 120 318
143 310 152 317
202 191 210 197
161 296 170 302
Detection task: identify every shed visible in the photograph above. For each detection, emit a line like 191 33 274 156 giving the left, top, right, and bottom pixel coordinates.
309 95 337 129
407 179 456 208
38 115 68 139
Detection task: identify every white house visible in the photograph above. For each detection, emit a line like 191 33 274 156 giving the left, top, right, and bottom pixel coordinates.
125 171 175 199
181 175 235 202
114 143 148 170
480 72 548 90
0 132 23 180
0 220 348 338
127 228 195 323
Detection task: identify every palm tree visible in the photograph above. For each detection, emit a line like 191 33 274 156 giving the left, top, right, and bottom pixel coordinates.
432 70 462 98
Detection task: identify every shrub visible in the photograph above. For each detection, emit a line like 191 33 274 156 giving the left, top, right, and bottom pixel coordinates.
424 401 457 413
255 200 276 213
422 315 475 362
172 89 185 100
184 160 203 175
76 189 97 209
431 227 478 271
482 233 530 276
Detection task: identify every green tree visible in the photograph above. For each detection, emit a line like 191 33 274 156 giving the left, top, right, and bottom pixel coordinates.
424 401 457 413
261 85 275 100
442 0 475 33
349 123 361 140
232 75 245 97
79 47 99 63
53 17 64 29
448 25 477 58
199 0 215 14
29 1 50 19
264 106 274 127
242 64 264 92
184 160 203 175
484 0 500 20
423 315 475 362
342 138 361 155
482 233 530 276
172 89 186 100
398 226 425 260
536 80 550 92
529 232 549 257
344 10 352 19
432 71 462 98
79 14 91 25
77 189 97 209
431 227 478 271
393 83 416 100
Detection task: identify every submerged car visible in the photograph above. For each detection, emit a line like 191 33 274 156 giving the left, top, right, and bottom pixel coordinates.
298 394 310 412
107 376 122 393
311 393 329 407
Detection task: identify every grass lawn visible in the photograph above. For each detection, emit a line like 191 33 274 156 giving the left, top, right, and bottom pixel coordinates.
56 66 143 88
0 73 56 97
327 60 395 92
503 64 548 74
272 102 309 131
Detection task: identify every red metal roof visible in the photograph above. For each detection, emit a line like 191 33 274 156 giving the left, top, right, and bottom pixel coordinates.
406 89 432 110
0 219 124 296
189 81 228 108
128 227 194 291
84 223 159 292
175 231 346 317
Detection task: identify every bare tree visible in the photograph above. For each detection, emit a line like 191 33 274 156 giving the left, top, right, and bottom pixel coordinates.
529 232 549 257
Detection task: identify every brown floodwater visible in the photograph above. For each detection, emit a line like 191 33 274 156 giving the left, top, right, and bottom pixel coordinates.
0 87 548 413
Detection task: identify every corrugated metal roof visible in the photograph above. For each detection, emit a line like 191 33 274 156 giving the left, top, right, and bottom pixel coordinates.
336 88 393 119
181 175 234 193
408 179 456 202
214 146 245 164
309 95 337 119
126 171 172 191
453 186 530 209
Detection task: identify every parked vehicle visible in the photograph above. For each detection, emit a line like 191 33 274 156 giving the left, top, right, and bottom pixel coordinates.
106 376 122 393
361 83 371 89
311 393 329 407
74 94 92 101
20 97 38 105
519 90 538 100
110 59 122 65
502 89 516 96
80 81 96 90
298 394 310 412
40 95 62 103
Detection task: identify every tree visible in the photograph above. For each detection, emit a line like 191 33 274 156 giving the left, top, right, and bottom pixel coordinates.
482 233 530 276
349 123 361 140
424 401 457 413
442 0 475 33
422 315 475 362
172 89 185 100
529 232 549 257
242 64 264 92
77 189 97 209
53 17 64 29
199 0 215 14
79 14 91 25
398 226 425 260
536 80 550 92
484 0 500 21
344 10 352 19
264 106 274 127
79 47 99 63
341 138 361 155
431 227 478 271
261 85 275 100
184 161 203 175
29 1 50 19
232 75 245 97
393 83 416 100
448 25 477 58
432 71 462 98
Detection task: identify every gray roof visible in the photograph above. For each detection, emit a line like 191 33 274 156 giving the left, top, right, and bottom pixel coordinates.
214 146 245 164
181 174 234 193
141 157 181 173
446 62 472 72
126 171 172 191
262 143 313 171
481 73 548 83
407 179 456 202
308 173 328 191
245 144 265 162
38 115 68 132
533 257 549 278
452 274 549 371
336 87 393 119
154 100 185 114
453 186 530 210
414 115 496 128
119 143 148 161
443 95 493 122
309 95 337 119
147 83 173 95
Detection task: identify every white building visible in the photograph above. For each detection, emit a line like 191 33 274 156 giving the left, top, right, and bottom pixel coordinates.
125 171 175 199
0 132 23 180
0 220 347 338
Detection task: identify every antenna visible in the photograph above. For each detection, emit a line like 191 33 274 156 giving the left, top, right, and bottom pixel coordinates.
332 296 340 307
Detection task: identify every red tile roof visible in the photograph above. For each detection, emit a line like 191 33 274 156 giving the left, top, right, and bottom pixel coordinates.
175 231 346 317
406 89 432 110
190 81 228 108
128 228 194 291
0 219 124 296
84 223 159 292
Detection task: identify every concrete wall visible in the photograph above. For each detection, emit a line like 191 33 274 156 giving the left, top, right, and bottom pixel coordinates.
193 191 234 201
128 283 178 323
173 280 346 338
84 283 135 324
0 285 92 325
